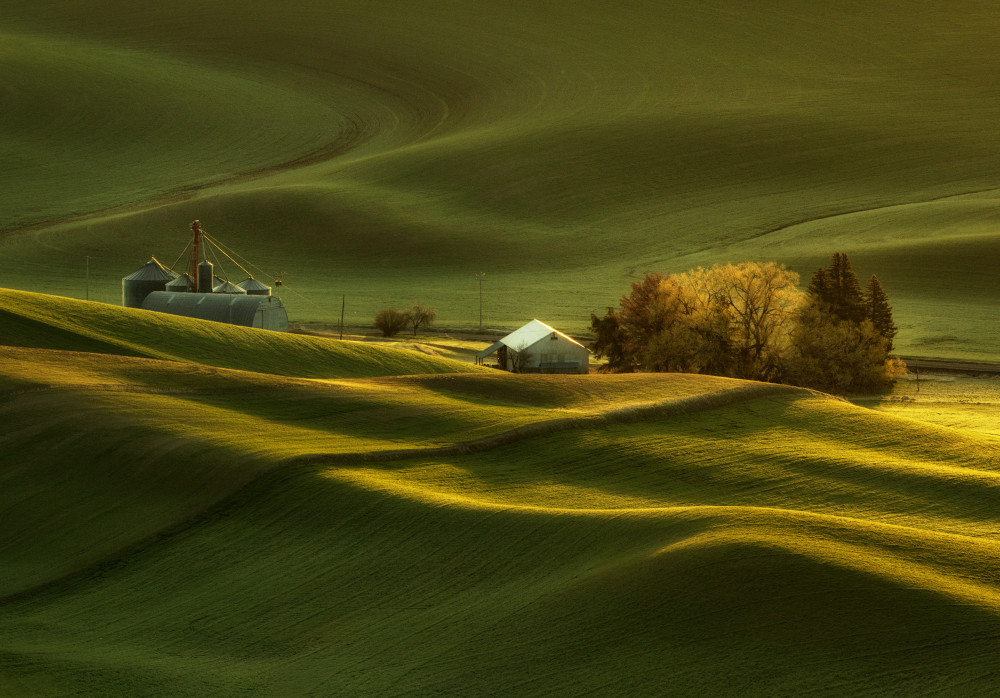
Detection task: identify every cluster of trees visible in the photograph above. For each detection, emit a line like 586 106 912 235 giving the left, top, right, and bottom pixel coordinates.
590 253 904 393
786 253 902 392
373 302 437 337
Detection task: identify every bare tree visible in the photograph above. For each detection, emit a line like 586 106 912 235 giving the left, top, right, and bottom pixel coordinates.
508 343 533 373
409 302 438 336
374 308 411 337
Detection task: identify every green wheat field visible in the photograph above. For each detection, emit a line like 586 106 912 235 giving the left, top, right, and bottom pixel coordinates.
3 2 1000 695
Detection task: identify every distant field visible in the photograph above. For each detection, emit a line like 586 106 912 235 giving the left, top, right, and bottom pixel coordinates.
4 336 1000 694
2 2 1000 358
863 371 1000 438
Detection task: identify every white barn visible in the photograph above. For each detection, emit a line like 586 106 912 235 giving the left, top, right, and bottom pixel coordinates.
476 319 590 374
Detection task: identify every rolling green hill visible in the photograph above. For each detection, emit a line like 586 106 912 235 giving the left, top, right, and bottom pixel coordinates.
1 2 999 358
0 288 484 378
2 342 1000 695
3 2 1000 693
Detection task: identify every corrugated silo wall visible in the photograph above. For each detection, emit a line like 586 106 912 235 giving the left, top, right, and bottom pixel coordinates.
123 279 168 308
198 261 214 293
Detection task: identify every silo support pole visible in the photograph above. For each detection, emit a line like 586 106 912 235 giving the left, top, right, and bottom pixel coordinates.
191 220 201 292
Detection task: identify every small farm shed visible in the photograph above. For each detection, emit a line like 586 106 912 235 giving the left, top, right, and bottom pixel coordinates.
476 319 590 374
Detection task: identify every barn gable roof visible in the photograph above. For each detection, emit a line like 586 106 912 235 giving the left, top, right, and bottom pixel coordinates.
499 319 586 350
476 319 587 359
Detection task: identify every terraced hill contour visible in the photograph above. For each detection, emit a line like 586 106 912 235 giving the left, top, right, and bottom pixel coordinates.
2 292 1000 694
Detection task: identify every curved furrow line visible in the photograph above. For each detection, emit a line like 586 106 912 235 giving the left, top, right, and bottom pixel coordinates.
284 382 807 464
0 108 377 240
744 185 1000 246
0 382 799 608
312 471 1000 614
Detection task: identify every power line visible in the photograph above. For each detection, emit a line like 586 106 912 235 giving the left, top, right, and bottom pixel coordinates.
475 271 486 332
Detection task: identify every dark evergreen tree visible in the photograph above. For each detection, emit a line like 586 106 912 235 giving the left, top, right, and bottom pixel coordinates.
826 252 866 323
866 274 897 352
788 254 903 393
806 267 829 303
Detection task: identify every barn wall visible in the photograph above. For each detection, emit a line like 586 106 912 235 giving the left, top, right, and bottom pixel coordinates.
527 334 589 374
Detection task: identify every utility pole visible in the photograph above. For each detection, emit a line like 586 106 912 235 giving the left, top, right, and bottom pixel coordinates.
340 295 345 340
475 272 485 332
85 256 90 301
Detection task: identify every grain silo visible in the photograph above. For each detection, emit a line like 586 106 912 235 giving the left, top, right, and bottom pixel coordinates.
125 220 290 331
237 278 272 296
165 273 193 292
213 280 247 294
197 260 214 294
122 257 178 308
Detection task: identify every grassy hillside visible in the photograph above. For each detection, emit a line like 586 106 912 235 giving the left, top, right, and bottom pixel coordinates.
0 288 483 378
2 345 1000 695
1 2 999 358
0 344 762 597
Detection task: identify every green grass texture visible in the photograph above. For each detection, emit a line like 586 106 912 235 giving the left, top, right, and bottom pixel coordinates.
3 343 1000 695
2 2 999 358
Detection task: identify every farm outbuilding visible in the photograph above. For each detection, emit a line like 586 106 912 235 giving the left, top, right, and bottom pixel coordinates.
141 291 288 331
476 319 590 374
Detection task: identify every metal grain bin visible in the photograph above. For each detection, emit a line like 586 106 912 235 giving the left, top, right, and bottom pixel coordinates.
213 280 247 294
198 260 214 293
237 277 272 296
122 257 178 308
165 273 193 293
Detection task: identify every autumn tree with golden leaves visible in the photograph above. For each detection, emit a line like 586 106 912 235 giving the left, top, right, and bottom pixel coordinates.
590 255 903 393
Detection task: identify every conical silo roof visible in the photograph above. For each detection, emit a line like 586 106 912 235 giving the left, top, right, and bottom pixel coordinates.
237 277 272 296
122 257 177 282
165 273 193 292
213 280 247 294
237 277 270 291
